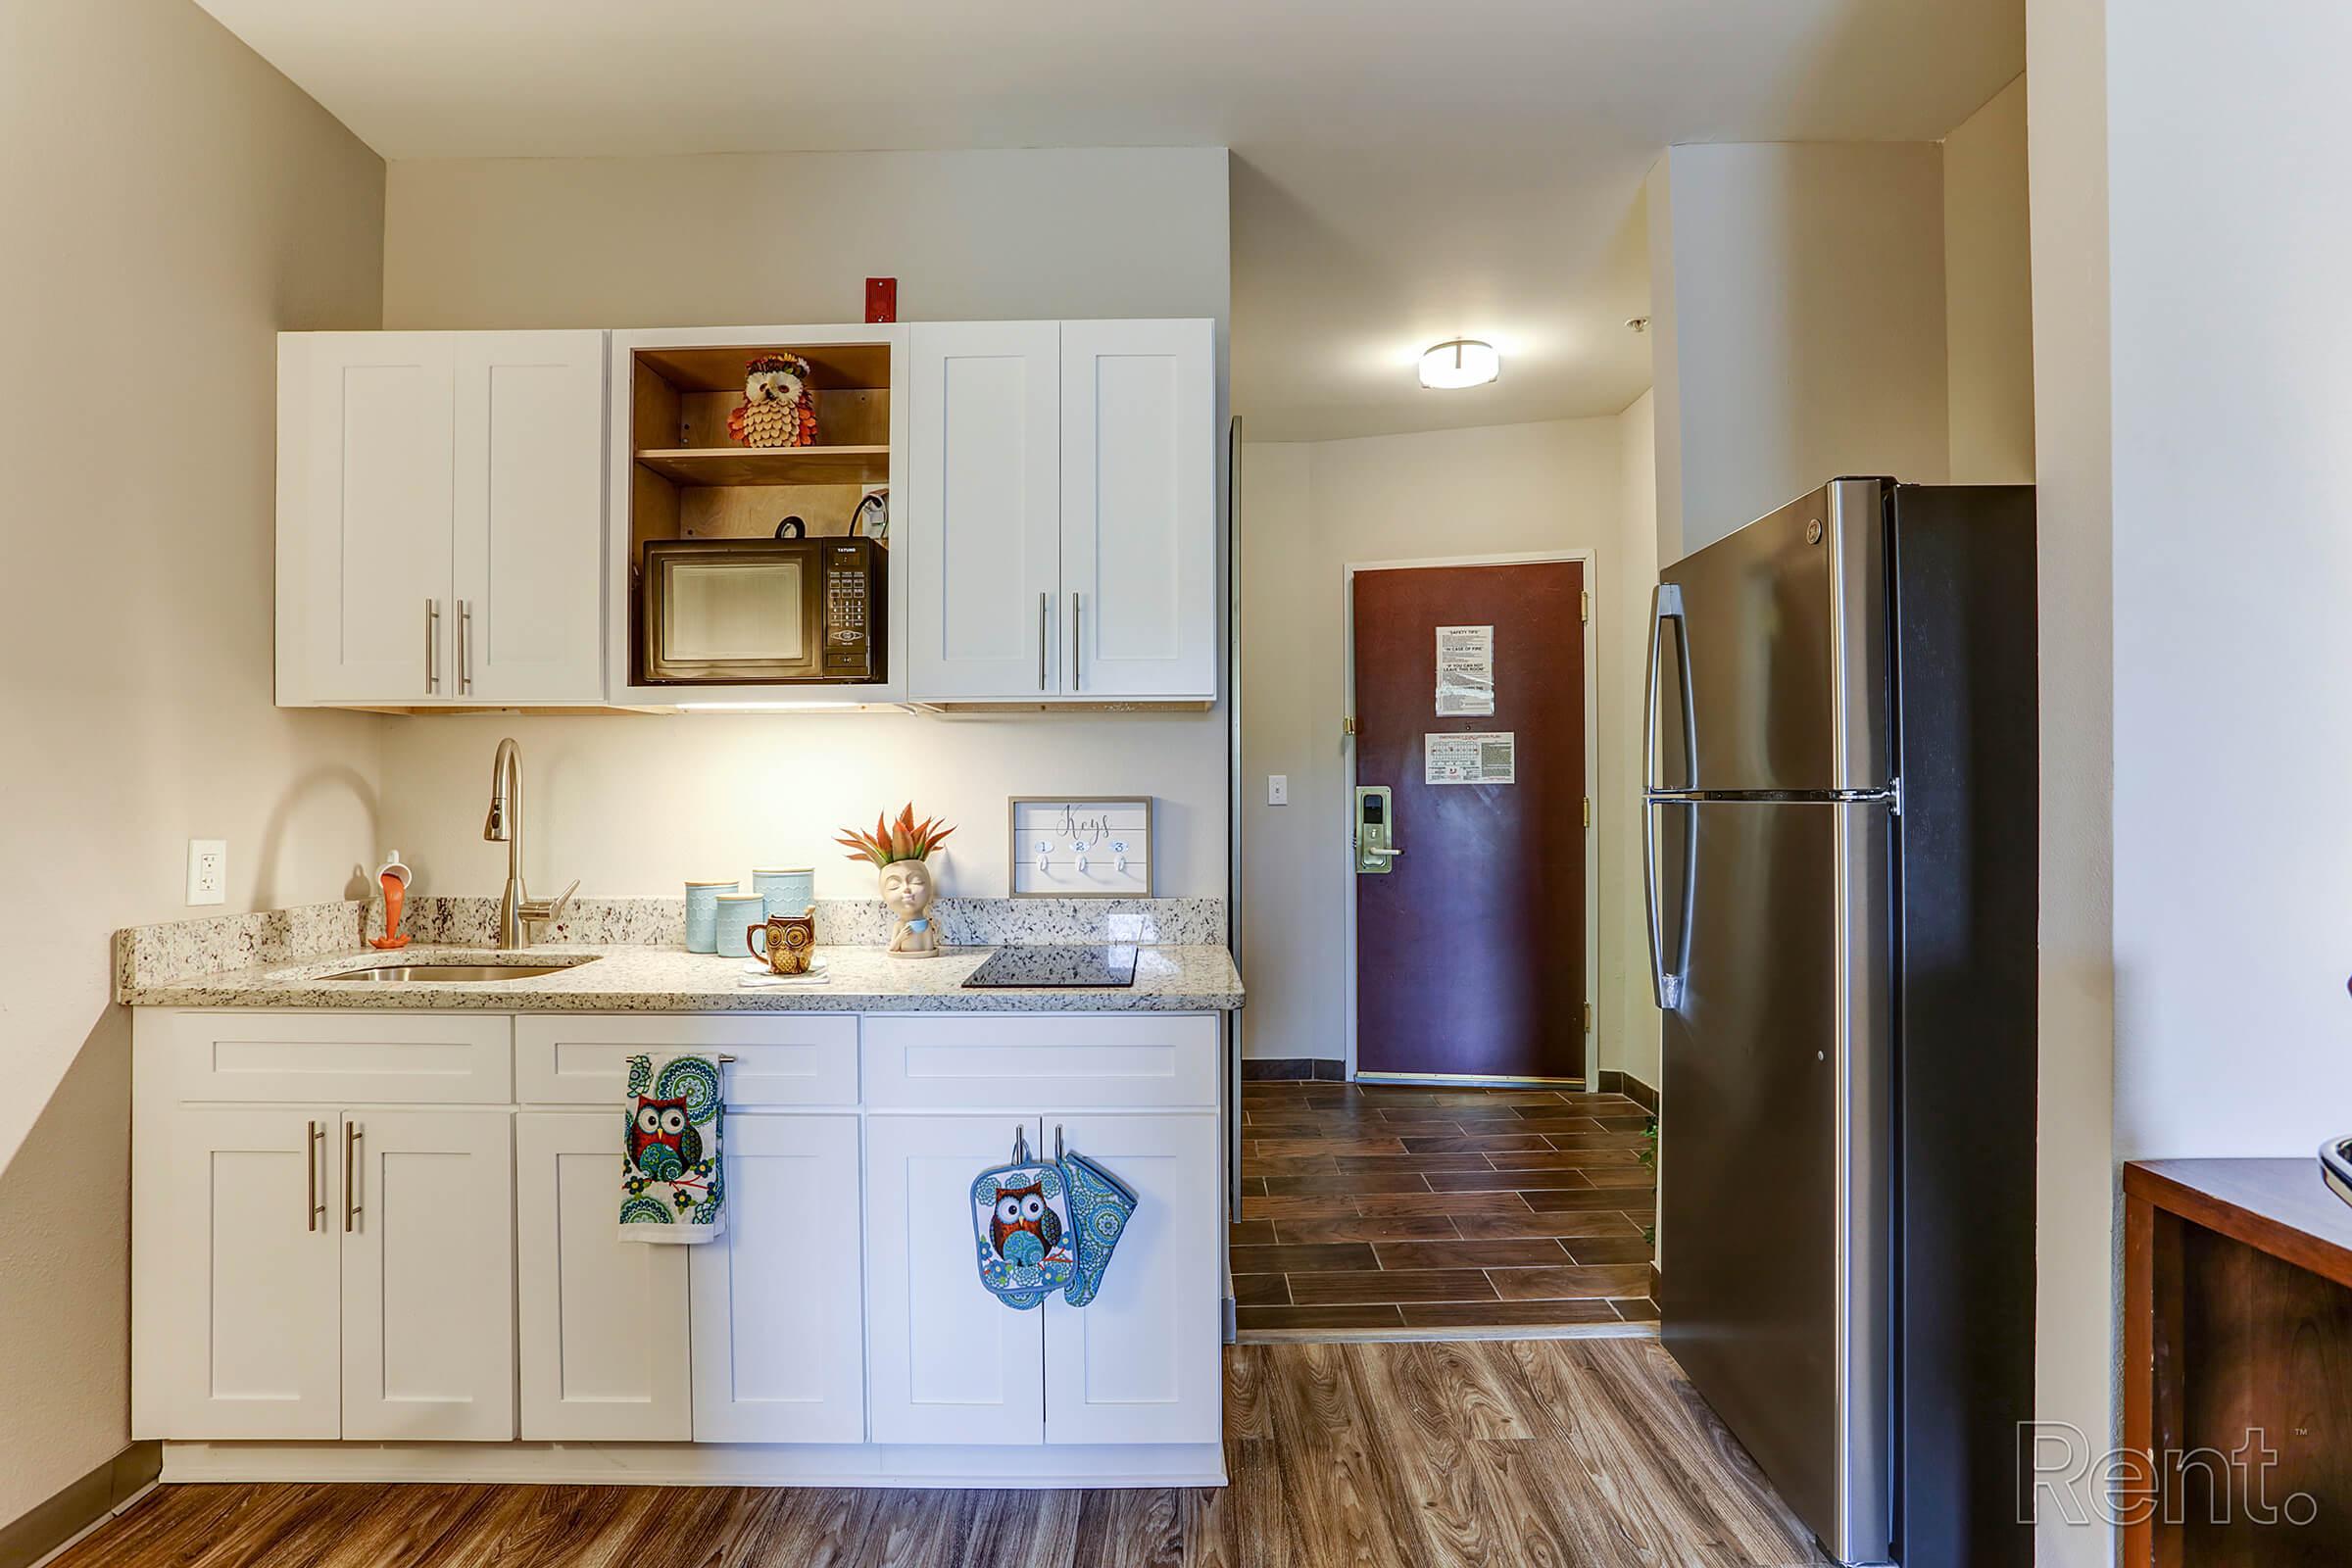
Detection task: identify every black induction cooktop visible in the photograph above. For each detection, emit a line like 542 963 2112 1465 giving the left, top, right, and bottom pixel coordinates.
961 945 1140 989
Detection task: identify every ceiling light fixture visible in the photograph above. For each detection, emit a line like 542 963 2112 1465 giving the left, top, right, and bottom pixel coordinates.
1418 339 1500 391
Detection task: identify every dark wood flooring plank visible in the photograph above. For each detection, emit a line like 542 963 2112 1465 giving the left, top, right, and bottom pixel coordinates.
1270 1214 1458 1245
1259 1172 1431 1196
1448 1210 1642 1241
1233 1272 1290 1306
1370 1238 1572 1271
1423 1169 1593 1192
1228 1242 1380 1275
1235 1303 1406 1332
1287 1268 1497 1305
1400 1299 1621 1330
1488 1264 1655 1300
1399 1133 1554 1154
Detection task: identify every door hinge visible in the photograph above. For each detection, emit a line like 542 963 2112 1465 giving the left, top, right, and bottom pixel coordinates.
1582 1003 1592 1034
1582 796 1591 828
1342 716 1359 737
1581 590 1590 623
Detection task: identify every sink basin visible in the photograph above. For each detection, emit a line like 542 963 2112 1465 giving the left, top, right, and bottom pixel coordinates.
319 959 597 983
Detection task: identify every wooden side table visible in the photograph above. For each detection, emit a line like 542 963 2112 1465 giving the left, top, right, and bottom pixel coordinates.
2123 1158 2352 1566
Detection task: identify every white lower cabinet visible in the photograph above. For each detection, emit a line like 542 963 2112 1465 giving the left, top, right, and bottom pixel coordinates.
864 1107 1222 1448
140 1105 515 1441
689 1113 867 1443
147 1108 344 1439
514 1111 692 1441
342 1110 516 1440
865 1113 1050 1446
134 1006 1224 1480
1042 1112 1221 1445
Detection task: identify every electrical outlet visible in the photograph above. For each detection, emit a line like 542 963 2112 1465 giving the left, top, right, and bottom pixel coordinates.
1267 774 1290 807
186 839 226 906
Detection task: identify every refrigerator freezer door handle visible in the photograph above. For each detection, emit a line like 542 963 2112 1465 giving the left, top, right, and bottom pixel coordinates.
1644 584 1695 793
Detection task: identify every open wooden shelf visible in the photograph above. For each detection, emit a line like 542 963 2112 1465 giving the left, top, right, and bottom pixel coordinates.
635 445 890 487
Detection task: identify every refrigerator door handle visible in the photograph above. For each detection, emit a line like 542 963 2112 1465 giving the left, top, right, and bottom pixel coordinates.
1644 584 1695 793
1642 800 1693 1010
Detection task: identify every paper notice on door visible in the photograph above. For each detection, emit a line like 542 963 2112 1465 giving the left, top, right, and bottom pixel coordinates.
1426 732 1516 785
1435 625 1495 715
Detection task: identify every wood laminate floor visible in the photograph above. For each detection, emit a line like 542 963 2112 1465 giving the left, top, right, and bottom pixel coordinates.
1236 1081 1659 1335
57 1340 1828 1568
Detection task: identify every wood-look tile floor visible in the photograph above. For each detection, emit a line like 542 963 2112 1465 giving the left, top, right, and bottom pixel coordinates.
57 1341 1829 1568
1236 1081 1658 1335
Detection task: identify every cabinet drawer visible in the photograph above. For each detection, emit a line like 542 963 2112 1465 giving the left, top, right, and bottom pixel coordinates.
860 1014 1218 1109
165 1011 512 1103
516 1014 858 1106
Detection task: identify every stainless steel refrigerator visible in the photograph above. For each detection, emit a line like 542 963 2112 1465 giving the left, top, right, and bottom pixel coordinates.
1642 479 2036 1568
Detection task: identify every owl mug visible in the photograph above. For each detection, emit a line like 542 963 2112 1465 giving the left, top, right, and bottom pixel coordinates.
748 906 817 974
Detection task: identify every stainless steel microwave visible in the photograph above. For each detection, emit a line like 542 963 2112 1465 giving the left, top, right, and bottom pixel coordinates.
639 538 886 684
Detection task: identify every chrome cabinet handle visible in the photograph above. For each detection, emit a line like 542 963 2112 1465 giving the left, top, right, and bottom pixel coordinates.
458 600 473 695
425 600 441 694
307 1120 324 1232
343 1122 362 1233
1070 592 1082 691
1054 1123 1065 1161
1039 593 1049 691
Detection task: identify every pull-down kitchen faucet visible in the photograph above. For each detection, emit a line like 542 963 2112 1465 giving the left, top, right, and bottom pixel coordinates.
484 737 578 949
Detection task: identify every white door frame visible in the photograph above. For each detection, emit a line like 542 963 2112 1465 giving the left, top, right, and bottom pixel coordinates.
1340 549 1601 1085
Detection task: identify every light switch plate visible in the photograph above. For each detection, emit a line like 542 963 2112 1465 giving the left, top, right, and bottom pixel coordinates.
1267 774 1290 807
186 839 226 906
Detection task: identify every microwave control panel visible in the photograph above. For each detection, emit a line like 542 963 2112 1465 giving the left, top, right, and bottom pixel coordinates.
822 542 884 677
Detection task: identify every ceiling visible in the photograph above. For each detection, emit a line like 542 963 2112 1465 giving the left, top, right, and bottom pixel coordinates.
195 0 2022 442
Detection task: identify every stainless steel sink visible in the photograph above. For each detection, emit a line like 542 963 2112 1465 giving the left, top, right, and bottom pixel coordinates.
318 959 597 983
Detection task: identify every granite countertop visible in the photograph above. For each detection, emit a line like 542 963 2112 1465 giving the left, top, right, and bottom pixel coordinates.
122 942 1245 1013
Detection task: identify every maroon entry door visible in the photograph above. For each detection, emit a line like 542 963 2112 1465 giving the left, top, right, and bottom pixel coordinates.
1352 562 1587 1080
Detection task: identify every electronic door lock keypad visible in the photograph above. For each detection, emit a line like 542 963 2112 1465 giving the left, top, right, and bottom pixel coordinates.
1353 786 1399 874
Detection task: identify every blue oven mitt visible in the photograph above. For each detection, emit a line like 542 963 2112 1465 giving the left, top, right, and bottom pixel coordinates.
1058 1150 1140 1307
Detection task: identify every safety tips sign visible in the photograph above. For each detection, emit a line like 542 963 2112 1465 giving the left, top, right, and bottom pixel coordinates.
1426 732 1516 785
1435 625 1495 715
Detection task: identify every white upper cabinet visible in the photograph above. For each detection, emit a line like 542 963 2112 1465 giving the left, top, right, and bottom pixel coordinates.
906 318 1219 705
452 333 607 704
280 334 456 705
276 329 605 708
1060 319 1217 700
905 321 1064 701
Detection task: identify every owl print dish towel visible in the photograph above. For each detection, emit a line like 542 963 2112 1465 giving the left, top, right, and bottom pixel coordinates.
619 1054 725 1243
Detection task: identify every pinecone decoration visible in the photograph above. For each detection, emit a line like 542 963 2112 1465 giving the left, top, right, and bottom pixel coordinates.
739 398 796 449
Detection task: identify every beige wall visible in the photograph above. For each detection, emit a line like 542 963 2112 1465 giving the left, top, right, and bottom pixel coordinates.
1237 415 1642 1069
1944 76 2035 484
1600 392 1662 1089
374 149 1231 904
0 0 386 1529
1646 142 1951 557
2022 5 2114 1552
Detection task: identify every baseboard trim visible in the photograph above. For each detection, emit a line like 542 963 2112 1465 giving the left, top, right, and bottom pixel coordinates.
1 1442 160 1568
1239 1057 1345 1082
157 1441 1226 1491
1238 1322 1657 1346
1597 1069 1659 1113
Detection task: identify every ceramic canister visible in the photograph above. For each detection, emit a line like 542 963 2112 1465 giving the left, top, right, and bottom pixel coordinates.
753 867 816 920
684 880 739 953
713 894 767 958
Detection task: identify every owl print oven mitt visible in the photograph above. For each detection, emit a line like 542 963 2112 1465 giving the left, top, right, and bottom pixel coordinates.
969 1133 1139 1309
971 1134 1078 1309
